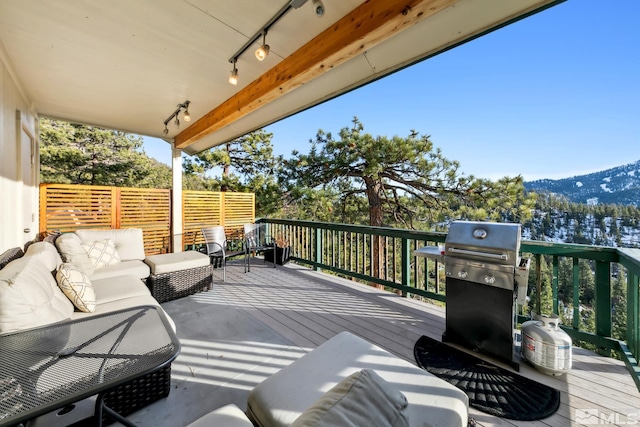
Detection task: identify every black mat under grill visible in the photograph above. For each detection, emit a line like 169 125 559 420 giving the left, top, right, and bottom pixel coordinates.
414 335 560 421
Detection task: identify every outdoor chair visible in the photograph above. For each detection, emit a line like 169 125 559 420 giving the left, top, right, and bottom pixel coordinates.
202 226 243 282
243 223 276 273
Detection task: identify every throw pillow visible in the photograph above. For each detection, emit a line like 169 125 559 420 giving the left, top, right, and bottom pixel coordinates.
56 263 96 313
82 239 121 270
290 369 409 427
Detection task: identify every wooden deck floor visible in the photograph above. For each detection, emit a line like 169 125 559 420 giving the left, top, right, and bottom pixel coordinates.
127 259 640 427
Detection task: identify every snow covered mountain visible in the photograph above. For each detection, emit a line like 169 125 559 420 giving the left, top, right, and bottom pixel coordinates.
524 159 640 206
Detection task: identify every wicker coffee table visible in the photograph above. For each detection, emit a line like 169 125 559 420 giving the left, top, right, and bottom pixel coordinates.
0 305 180 427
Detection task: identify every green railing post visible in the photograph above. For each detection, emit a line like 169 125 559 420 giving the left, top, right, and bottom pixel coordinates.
314 227 321 271
573 257 580 329
401 237 410 297
628 273 640 360
595 260 611 356
552 255 559 314
595 261 611 339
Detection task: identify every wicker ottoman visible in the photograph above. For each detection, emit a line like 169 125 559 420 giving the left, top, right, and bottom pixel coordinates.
145 251 212 303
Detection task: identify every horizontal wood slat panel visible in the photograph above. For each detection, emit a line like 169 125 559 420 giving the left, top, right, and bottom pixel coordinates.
40 185 255 255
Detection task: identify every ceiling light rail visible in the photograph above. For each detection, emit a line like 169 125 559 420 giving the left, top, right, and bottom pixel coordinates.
227 0 323 84
162 100 190 135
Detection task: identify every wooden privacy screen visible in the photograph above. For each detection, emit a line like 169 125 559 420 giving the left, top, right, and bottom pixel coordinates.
181 190 255 246
40 184 254 255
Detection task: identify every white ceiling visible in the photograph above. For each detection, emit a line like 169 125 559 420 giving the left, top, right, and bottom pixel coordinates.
0 0 563 155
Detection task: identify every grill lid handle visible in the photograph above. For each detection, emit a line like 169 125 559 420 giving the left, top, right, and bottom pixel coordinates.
448 247 508 261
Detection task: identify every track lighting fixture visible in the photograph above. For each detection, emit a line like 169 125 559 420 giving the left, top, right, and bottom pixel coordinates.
162 100 190 135
255 32 270 61
229 59 239 85
226 1 326 84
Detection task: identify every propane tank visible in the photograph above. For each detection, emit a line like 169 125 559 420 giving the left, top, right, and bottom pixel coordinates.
521 313 572 376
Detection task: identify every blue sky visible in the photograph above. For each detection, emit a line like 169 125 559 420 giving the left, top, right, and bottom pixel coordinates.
143 0 639 181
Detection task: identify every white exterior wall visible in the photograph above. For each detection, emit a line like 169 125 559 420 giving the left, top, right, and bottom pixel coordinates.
0 45 39 252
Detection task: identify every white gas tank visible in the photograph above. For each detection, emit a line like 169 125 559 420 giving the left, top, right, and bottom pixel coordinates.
521 313 572 375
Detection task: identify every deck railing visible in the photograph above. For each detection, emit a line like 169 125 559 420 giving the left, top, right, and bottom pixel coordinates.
260 218 640 389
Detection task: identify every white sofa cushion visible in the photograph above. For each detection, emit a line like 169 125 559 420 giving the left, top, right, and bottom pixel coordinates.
247 331 469 427
0 257 74 334
71 294 176 332
55 263 96 313
91 274 151 303
144 251 210 275
82 239 121 270
89 260 150 281
291 369 409 427
76 228 145 261
55 233 95 276
24 241 63 272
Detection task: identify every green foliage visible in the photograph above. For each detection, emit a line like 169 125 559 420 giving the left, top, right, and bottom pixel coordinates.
525 192 640 248
40 118 169 188
284 117 535 228
611 270 627 341
527 256 554 316
183 129 280 216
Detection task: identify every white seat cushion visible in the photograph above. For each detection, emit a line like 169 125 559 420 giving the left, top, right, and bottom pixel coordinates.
247 331 469 427
144 251 210 275
89 260 150 281
91 274 151 303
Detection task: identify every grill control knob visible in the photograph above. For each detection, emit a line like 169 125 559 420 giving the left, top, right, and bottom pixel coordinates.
484 275 496 284
458 270 468 279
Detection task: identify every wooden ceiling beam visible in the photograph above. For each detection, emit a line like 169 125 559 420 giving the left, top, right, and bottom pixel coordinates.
174 0 457 150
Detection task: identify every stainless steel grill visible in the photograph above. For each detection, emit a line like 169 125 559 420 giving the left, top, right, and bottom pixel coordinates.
415 220 529 368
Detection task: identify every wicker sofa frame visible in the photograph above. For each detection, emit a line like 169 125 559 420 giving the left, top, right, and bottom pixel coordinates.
0 247 173 424
146 263 213 303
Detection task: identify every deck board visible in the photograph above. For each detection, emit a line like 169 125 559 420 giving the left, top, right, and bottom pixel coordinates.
127 259 640 427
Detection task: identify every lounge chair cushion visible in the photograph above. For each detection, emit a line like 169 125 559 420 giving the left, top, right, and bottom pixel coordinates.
291 368 409 427
187 404 253 427
247 331 468 427
56 263 96 313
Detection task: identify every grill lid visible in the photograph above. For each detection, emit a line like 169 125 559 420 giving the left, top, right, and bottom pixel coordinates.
445 221 521 266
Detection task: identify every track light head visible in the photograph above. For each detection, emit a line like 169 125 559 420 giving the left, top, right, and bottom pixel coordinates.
183 109 191 122
255 44 270 61
255 32 270 61
163 126 169 136
229 65 238 85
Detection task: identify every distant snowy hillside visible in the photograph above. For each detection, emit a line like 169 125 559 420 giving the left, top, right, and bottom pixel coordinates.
524 159 640 206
